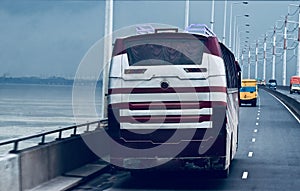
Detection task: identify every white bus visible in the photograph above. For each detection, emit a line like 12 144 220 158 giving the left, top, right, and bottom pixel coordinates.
105 24 240 177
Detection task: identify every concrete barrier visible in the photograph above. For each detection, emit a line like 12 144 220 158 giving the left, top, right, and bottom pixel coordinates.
0 127 110 191
277 85 290 91
262 87 300 119
0 154 20 191
19 134 99 190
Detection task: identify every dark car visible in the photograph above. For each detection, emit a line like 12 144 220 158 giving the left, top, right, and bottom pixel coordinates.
268 79 277 90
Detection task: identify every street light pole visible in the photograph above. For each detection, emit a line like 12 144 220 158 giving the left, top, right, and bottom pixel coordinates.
185 0 190 29
211 0 215 31
103 0 113 119
248 44 251 79
263 34 267 81
236 29 242 63
222 0 227 44
297 7 300 76
283 15 288 86
288 4 300 76
229 2 234 48
233 14 249 54
297 6 300 76
229 1 248 49
233 15 238 54
272 26 276 79
235 25 239 55
255 40 258 79
104 0 113 66
236 24 250 57
241 53 244 79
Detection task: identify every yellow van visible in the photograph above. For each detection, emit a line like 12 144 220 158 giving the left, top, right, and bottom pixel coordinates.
240 79 257 107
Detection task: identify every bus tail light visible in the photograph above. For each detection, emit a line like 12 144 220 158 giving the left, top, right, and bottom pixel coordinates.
124 69 147 74
184 68 207 73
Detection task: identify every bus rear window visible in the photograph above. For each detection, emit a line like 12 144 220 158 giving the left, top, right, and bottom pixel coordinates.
125 39 204 66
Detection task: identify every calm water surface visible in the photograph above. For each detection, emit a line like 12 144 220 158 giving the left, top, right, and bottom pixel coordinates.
0 83 102 141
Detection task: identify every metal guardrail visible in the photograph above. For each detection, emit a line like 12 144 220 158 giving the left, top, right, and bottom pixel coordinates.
0 118 107 153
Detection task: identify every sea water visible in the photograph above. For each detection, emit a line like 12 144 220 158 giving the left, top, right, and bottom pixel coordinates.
0 83 102 141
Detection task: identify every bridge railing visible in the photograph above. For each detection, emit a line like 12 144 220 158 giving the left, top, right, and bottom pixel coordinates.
0 118 107 153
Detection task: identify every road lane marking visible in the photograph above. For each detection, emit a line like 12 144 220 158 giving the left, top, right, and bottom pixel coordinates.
269 93 300 124
254 129 258 133
256 122 259 126
242 171 249 179
257 113 260 116
248 152 253 157
252 138 256 142
256 117 260 120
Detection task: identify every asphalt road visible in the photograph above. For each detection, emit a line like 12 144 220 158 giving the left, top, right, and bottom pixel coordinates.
72 89 300 191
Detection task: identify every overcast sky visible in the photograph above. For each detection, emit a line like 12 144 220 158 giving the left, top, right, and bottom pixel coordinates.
0 0 299 78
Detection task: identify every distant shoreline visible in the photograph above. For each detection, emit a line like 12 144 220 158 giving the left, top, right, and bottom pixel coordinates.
0 76 102 86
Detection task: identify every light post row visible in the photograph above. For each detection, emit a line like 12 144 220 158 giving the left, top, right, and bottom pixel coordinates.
289 4 300 77
236 23 250 62
240 42 258 79
239 4 300 84
229 1 249 49
242 32 281 82
165 0 250 60
210 0 249 46
233 14 250 55
240 35 276 81
104 1 298 84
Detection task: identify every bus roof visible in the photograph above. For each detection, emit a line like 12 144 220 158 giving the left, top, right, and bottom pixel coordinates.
184 24 216 37
112 32 222 57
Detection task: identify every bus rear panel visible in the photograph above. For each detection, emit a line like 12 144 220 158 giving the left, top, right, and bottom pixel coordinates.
106 31 239 175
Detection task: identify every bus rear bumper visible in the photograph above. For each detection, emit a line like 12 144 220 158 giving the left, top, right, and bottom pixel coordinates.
111 156 227 171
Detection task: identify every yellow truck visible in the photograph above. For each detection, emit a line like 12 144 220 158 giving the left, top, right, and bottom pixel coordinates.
239 79 257 107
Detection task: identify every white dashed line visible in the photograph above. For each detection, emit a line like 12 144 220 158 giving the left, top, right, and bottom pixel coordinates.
256 117 260 120
256 122 259 126
248 152 253 157
242 171 249 179
257 113 260 116
252 138 256 142
254 129 258 133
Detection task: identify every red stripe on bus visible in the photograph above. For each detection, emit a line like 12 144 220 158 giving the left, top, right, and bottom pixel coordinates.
108 86 226 95
119 115 211 123
109 101 226 110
